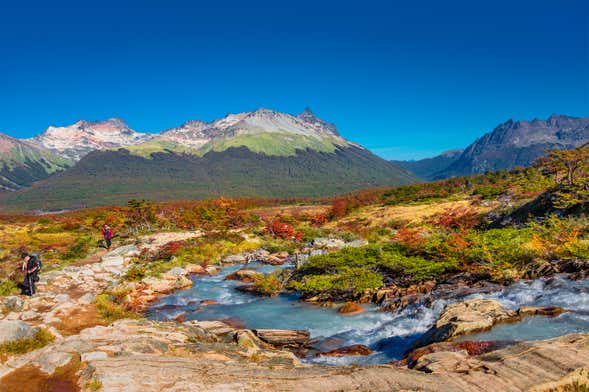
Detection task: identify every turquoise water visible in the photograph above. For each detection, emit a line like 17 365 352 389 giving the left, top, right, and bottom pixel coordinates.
147 264 589 365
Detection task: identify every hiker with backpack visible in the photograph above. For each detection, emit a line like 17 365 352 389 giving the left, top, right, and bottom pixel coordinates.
19 252 41 296
102 224 114 249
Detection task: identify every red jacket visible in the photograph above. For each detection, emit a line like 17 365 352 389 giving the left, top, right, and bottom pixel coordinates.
102 228 113 240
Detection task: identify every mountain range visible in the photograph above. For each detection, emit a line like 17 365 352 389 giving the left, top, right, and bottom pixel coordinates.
396 114 589 180
0 108 415 211
1 111 586 212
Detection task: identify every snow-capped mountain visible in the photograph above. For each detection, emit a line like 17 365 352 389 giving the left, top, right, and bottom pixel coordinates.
158 108 347 149
29 118 153 161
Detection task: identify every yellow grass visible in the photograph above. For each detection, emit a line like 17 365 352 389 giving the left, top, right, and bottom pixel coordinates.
327 199 496 229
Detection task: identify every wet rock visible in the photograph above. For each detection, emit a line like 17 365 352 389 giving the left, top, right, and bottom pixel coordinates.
337 302 365 315
518 305 568 317
205 265 221 275
200 299 219 306
223 255 247 264
226 269 262 283
220 317 246 329
254 329 310 347
3 296 24 312
404 340 518 368
0 320 36 344
316 344 373 357
412 299 520 349
265 254 288 265
184 264 206 274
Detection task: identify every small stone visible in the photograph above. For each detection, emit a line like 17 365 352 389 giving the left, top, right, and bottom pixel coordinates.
338 302 365 315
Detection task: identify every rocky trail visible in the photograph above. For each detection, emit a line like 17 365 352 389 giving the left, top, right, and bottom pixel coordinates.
0 232 588 391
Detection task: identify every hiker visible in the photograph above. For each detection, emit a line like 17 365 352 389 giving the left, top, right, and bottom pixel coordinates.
19 253 41 296
102 224 114 249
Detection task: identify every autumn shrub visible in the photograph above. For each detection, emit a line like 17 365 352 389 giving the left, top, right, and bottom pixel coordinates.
393 227 429 250
429 206 481 230
95 293 139 323
265 220 303 241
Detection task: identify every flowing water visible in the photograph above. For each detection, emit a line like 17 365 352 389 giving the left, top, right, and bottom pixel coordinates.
146 263 589 365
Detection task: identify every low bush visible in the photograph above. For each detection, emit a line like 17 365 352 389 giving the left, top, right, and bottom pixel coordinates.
95 293 139 323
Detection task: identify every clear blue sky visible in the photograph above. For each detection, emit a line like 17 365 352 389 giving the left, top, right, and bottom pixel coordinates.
1 0 587 160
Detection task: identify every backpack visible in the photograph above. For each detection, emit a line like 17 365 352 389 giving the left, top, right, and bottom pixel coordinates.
30 253 42 272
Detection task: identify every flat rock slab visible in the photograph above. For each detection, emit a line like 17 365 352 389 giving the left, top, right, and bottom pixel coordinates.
254 329 310 347
412 298 519 348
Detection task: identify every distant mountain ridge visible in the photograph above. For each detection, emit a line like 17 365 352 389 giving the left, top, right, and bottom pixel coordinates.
397 114 589 180
0 133 72 191
26 108 351 161
0 108 416 211
393 149 463 181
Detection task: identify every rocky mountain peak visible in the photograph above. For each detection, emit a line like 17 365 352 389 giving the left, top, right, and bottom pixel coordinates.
297 107 339 136
29 118 152 161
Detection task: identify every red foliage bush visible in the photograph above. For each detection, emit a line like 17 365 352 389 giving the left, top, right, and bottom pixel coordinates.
311 213 328 227
393 227 427 249
265 220 303 241
430 207 480 230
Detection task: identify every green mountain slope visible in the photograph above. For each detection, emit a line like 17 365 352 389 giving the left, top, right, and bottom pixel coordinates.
0 146 417 211
0 133 72 191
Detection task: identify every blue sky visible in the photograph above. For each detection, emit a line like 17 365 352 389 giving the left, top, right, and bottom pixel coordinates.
1 0 587 160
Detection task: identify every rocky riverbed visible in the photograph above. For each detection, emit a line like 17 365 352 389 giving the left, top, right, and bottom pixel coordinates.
1 233 588 391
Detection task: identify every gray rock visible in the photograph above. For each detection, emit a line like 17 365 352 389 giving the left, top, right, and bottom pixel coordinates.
103 245 139 259
163 267 188 278
223 255 247 264
54 294 71 303
0 320 36 344
312 237 347 249
78 293 96 305
20 311 39 321
32 351 74 374
101 255 124 267
3 296 24 312
81 351 108 362
345 239 369 248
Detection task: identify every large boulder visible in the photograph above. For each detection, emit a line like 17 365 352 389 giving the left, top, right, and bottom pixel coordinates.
412 299 519 349
226 269 262 283
0 320 36 344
